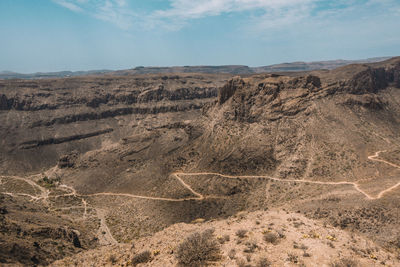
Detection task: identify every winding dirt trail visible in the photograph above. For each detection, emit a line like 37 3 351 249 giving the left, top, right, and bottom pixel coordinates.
172 173 204 200
2 192 42 201
0 175 50 203
85 192 203 202
2 150 399 202
173 150 400 200
368 151 400 169
96 208 118 245
174 172 378 199
0 172 211 245
1 150 399 245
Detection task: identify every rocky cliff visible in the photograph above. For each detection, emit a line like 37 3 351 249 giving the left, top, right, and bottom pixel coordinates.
0 73 230 174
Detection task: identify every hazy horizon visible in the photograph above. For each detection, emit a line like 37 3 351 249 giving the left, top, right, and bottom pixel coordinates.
1 56 396 74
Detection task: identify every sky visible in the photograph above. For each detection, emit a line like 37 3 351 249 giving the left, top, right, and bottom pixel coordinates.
0 0 399 73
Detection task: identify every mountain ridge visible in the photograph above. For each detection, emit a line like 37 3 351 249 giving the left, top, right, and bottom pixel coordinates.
0 56 392 79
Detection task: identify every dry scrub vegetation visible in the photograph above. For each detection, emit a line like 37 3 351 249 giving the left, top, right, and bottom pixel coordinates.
175 229 221 266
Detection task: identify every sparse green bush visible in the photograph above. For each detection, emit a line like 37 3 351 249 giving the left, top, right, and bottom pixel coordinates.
131 250 152 266
330 257 359 267
38 176 60 189
175 229 221 267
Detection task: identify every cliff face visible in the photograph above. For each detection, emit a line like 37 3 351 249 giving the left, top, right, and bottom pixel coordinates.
218 77 245 105
348 62 400 94
0 73 230 174
0 80 218 111
195 58 400 181
215 61 400 123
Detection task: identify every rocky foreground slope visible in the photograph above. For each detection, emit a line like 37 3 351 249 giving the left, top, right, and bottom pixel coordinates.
53 209 400 267
1 58 400 266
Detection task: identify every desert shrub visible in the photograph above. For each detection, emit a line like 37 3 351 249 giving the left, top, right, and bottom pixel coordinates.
246 254 251 262
228 249 236 259
244 240 258 253
236 229 248 238
38 176 60 188
330 257 359 267
293 242 308 250
277 230 286 239
236 258 252 267
108 254 117 264
217 234 230 244
287 253 299 263
175 229 221 267
131 250 152 266
257 256 271 267
263 233 279 244
394 236 400 249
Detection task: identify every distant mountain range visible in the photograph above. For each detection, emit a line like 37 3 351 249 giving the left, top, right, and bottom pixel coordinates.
0 57 391 79
0 70 112 80
252 57 392 73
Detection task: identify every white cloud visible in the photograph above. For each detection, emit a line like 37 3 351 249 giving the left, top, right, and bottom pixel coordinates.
52 0 134 29
52 0 400 32
92 0 135 30
148 0 319 31
53 0 83 12
155 0 315 19
52 0 318 30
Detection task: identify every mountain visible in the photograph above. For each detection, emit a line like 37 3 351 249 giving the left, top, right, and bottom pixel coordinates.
252 57 392 72
0 57 391 79
116 65 254 75
0 57 400 266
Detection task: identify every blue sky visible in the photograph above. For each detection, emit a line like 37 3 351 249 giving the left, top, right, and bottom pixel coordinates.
0 0 399 73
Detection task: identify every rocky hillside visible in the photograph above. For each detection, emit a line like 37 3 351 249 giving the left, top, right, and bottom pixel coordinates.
0 73 230 174
1 58 400 266
52 209 400 267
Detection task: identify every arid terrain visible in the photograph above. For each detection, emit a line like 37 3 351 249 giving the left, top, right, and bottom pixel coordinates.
1 57 400 266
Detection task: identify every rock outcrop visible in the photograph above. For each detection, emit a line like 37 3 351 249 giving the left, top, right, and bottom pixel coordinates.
218 77 244 105
348 62 400 94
